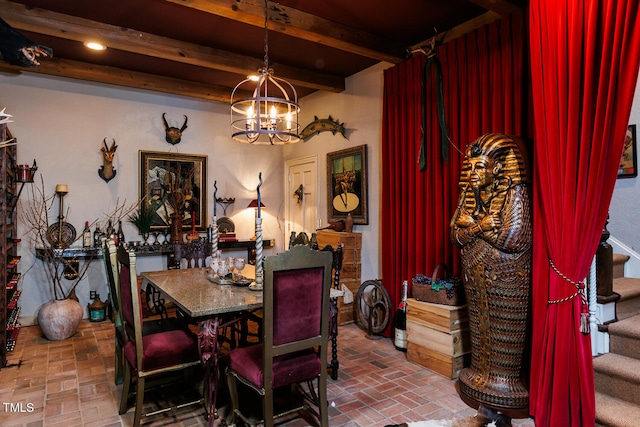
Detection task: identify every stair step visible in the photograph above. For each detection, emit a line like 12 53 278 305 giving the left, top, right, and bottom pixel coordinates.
596 392 640 427
608 315 640 360
613 277 640 320
594 353 640 405
613 254 630 279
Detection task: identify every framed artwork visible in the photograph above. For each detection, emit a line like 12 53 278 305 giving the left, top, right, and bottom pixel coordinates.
327 144 368 225
619 124 638 179
139 151 207 231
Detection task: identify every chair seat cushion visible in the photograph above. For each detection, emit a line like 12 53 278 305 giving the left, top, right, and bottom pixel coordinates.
124 329 200 372
228 344 321 389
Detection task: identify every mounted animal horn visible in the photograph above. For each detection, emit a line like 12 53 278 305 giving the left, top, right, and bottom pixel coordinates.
163 113 188 145
98 138 117 183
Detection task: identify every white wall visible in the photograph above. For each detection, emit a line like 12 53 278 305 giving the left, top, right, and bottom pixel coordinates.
609 76 640 251
1 73 284 325
284 62 392 284
1 63 391 326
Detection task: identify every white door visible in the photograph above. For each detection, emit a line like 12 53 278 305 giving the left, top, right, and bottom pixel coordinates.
285 155 318 245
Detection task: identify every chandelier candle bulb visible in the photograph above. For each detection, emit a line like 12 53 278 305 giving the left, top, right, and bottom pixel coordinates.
55 184 68 193
270 105 277 126
246 106 254 129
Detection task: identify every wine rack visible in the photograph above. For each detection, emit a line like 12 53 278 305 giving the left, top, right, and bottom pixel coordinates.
1 122 19 367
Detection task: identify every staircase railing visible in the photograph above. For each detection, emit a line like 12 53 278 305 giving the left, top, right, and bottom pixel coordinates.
596 215 615 300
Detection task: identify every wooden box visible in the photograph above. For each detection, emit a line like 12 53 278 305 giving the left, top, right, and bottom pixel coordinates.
406 320 470 356
407 342 471 379
406 298 468 333
317 230 362 325
406 298 471 379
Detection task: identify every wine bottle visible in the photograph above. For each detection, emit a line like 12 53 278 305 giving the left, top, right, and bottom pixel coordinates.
82 221 91 248
394 280 409 352
93 226 101 248
117 221 125 246
107 220 114 240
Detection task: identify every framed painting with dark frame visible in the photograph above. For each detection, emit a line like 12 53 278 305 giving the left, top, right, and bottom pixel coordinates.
327 144 368 225
619 124 638 179
139 151 207 231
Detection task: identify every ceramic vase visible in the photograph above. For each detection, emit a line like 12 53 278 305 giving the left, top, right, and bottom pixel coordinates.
345 213 354 232
37 298 83 341
170 213 184 244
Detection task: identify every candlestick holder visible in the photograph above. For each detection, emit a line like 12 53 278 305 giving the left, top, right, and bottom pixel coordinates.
45 185 76 249
215 197 235 216
254 217 263 289
8 159 37 216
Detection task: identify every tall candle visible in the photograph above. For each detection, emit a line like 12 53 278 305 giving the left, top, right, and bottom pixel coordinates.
55 184 68 193
213 180 218 217
256 172 262 218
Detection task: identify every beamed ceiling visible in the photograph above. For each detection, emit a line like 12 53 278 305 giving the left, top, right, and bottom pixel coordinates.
0 0 525 102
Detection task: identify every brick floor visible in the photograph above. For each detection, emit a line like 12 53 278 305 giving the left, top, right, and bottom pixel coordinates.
0 321 536 426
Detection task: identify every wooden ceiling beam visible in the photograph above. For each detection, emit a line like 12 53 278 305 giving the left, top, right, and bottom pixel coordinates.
410 1 521 53
164 0 407 64
0 0 345 93
465 0 521 16
0 57 252 103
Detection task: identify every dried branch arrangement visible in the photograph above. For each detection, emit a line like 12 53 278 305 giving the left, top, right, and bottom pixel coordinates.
21 176 135 300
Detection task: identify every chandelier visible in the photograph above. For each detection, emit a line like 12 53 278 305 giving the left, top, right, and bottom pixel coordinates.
230 0 300 145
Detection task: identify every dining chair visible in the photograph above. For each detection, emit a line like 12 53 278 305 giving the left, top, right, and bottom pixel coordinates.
320 243 343 380
102 239 187 385
175 238 212 269
116 245 203 427
226 245 333 427
142 239 213 319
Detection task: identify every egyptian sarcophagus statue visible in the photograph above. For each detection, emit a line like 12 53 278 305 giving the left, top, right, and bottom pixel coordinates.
450 133 531 416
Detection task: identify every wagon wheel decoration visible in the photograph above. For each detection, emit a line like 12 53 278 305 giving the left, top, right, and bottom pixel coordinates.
356 279 391 339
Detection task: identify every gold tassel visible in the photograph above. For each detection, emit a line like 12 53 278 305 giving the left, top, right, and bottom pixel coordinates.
580 312 590 334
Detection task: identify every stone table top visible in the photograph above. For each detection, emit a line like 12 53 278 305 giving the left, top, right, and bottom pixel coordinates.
141 267 262 318
141 265 344 319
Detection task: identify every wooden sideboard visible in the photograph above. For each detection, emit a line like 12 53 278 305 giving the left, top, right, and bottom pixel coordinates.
316 230 361 325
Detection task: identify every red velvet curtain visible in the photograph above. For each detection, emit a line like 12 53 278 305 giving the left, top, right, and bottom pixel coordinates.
381 10 530 335
528 1 640 425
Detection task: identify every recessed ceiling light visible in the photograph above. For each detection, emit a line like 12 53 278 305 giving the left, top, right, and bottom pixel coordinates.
84 41 106 51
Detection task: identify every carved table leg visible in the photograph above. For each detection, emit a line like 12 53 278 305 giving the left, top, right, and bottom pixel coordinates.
198 317 220 427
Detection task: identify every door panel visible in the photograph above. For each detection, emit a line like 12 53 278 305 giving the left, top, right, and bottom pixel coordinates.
285 156 318 245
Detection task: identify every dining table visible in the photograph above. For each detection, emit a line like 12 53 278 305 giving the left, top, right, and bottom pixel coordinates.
140 263 344 426
140 265 261 426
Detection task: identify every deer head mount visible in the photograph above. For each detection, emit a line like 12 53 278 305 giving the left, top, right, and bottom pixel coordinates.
162 113 188 145
98 138 117 183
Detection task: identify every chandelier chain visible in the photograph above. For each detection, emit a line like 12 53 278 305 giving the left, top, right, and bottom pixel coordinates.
229 0 299 145
263 0 269 71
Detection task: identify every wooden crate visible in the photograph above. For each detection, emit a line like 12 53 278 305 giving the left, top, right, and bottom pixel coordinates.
406 298 471 378
406 298 468 333
407 342 471 379
406 320 470 356
317 230 361 325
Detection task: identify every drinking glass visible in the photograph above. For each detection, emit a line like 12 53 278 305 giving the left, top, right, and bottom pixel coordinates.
233 258 245 280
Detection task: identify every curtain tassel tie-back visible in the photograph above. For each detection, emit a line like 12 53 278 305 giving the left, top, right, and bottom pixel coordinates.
418 54 449 170
548 259 590 335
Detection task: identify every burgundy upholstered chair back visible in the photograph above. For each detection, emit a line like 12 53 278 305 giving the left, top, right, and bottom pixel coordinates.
120 261 135 328
272 267 324 346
